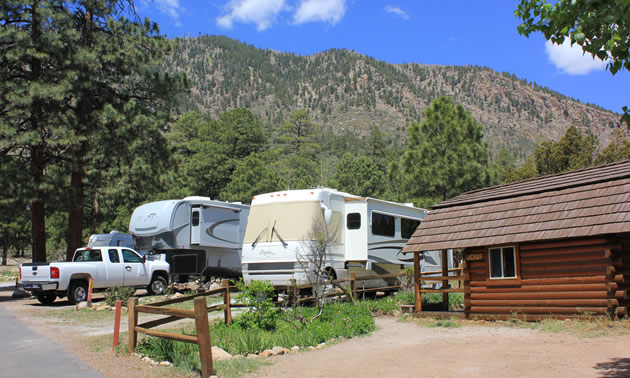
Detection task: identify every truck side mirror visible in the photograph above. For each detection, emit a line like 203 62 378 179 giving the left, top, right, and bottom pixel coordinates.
142 255 146 263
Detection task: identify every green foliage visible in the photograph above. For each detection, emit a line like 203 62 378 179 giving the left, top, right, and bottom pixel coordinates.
104 286 136 307
136 301 376 364
330 153 387 197
401 96 494 205
220 152 285 202
233 279 281 331
594 129 630 165
515 0 630 126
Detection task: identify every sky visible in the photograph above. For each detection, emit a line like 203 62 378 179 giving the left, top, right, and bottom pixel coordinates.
136 0 629 115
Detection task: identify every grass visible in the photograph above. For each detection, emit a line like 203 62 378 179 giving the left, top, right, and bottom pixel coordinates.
0 265 19 281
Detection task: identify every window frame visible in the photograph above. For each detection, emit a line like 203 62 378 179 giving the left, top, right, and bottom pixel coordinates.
122 249 143 263
485 244 521 286
400 217 421 239
347 213 361 230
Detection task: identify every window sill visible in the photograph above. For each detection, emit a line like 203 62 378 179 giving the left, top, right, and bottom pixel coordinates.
485 277 522 287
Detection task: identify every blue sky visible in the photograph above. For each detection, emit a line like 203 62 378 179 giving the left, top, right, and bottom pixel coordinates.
137 0 628 114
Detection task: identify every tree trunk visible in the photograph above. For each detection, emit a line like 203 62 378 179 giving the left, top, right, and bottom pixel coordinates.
30 0 47 263
66 169 85 261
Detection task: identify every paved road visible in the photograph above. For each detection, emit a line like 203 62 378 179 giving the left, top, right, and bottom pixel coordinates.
0 283 102 378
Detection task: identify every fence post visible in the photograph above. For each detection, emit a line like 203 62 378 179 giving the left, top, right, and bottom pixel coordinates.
222 279 232 324
350 272 356 301
194 296 214 378
414 253 422 313
441 249 449 311
128 297 138 354
289 278 297 306
112 300 122 350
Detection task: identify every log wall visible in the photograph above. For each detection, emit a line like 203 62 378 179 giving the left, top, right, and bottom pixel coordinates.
463 235 629 319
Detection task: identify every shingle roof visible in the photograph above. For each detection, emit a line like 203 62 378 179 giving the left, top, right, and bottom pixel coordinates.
403 160 630 253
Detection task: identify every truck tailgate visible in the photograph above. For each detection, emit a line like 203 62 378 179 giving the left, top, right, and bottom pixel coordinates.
21 263 52 281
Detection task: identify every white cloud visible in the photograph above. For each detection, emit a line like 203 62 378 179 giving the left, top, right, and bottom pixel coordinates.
152 0 182 26
217 0 288 31
384 5 408 20
545 39 607 75
293 0 346 25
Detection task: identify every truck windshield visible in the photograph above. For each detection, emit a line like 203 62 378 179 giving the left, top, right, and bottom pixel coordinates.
244 201 340 243
73 249 103 262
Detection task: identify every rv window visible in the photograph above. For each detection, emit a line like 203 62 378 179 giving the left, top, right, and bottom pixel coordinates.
347 213 361 230
372 212 394 237
122 249 142 263
401 218 421 239
489 246 516 279
108 249 120 263
191 210 200 227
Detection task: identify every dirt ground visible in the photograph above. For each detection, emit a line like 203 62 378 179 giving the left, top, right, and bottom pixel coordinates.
2 282 630 378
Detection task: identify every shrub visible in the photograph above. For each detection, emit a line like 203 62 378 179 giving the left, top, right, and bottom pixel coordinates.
233 279 281 331
104 286 135 307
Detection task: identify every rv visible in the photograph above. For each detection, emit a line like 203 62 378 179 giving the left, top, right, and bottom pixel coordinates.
241 188 441 288
128 197 249 281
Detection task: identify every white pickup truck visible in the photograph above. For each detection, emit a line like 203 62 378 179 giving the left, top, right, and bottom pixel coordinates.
20 246 170 305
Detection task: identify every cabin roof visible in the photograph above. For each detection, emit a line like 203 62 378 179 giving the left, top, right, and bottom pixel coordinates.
403 159 630 253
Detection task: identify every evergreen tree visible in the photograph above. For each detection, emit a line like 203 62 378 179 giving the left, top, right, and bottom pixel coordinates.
330 153 386 197
534 125 597 176
595 129 630 165
401 96 492 206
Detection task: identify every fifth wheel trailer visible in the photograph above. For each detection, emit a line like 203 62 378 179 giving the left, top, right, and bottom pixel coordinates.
128 197 249 281
241 188 451 288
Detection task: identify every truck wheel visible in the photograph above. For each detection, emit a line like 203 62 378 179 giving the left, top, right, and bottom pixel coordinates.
68 281 88 304
36 293 57 305
147 276 167 295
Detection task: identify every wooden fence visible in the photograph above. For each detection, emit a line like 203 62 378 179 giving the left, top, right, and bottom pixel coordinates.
127 279 243 378
413 251 465 313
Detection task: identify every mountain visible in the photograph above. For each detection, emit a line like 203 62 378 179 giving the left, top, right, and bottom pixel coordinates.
164 35 624 159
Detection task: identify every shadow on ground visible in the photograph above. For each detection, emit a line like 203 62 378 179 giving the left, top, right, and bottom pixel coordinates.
594 358 630 377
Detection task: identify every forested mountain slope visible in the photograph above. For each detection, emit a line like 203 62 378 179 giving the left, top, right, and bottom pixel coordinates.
164 35 623 159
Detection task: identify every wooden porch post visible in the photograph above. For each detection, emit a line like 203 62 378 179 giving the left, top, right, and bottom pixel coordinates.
442 249 449 311
414 252 422 313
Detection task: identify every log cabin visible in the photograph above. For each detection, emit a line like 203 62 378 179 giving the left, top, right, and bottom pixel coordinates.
402 159 630 320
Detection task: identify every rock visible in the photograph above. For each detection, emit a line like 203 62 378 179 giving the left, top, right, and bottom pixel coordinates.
211 346 232 361
232 354 244 360
246 354 258 359
141 356 153 364
271 346 290 355
315 343 325 349
290 346 300 353
76 302 91 310
308 346 316 351
159 361 172 367
134 353 142 358
260 350 274 358
209 282 222 291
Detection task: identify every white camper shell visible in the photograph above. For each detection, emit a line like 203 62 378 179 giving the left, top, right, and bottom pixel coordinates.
128 197 249 280
242 188 440 287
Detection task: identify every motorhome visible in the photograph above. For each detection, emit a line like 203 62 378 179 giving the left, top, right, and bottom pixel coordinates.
241 188 442 288
128 197 249 281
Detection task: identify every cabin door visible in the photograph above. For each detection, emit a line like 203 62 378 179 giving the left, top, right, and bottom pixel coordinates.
190 206 201 245
344 202 368 261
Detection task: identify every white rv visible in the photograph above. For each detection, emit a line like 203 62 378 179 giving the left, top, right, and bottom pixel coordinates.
129 197 249 280
241 188 433 287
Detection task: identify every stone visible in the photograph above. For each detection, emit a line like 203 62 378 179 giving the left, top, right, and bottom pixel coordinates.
308 346 316 351
76 302 91 311
246 354 258 359
260 350 274 358
209 282 222 291
290 346 300 353
159 361 172 367
211 346 232 361
141 356 153 364
271 346 290 355
232 354 244 360
11 284 30 299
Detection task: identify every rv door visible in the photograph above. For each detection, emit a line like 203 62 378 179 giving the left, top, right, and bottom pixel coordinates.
344 201 368 261
190 206 201 245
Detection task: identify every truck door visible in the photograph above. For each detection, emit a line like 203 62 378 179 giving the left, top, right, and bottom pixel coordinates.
121 249 148 286
344 201 368 261
106 249 125 285
190 206 201 245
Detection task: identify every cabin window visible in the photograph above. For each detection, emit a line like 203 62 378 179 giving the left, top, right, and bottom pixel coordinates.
347 213 361 230
191 210 200 227
108 249 120 263
489 246 516 279
122 249 142 263
401 218 421 239
372 212 395 237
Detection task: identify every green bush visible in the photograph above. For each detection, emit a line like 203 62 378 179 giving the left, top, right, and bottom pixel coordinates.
104 285 135 307
136 300 376 363
233 279 281 331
